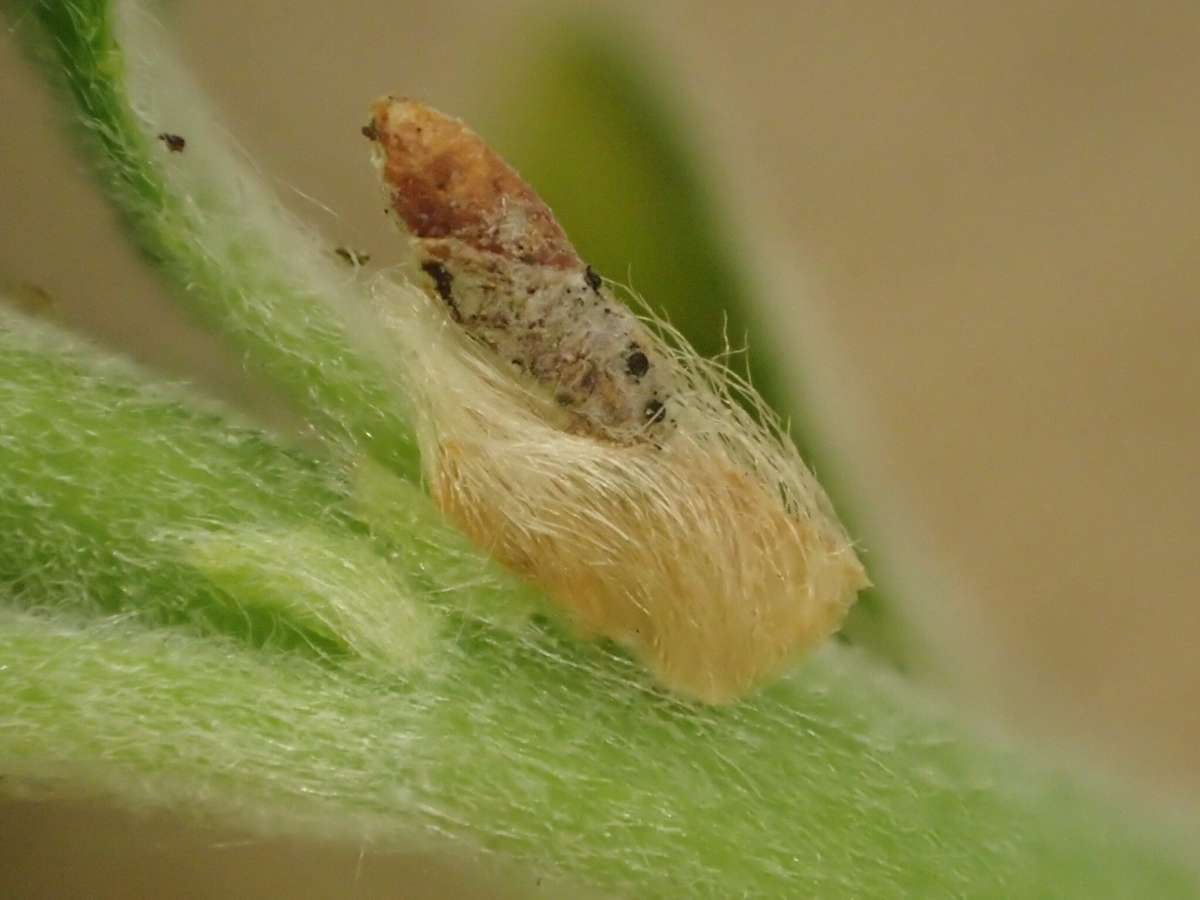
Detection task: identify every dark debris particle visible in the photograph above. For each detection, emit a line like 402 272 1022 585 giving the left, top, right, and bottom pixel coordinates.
361 122 379 141
584 265 603 293
644 399 666 424
157 132 186 153
626 349 650 378
420 260 462 322
334 247 371 266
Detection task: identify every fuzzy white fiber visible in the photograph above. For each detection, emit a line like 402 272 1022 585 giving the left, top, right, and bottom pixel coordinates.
369 275 867 702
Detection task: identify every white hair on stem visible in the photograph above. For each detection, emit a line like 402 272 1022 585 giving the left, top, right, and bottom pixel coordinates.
370 275 866 702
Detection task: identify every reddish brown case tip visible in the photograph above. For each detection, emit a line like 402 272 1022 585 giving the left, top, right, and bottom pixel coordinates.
370 97 579 269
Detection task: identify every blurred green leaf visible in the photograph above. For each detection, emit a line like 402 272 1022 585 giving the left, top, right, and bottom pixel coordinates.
486 20 911 666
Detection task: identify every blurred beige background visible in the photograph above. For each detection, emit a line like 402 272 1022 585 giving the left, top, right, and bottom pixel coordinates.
2 0 1198 893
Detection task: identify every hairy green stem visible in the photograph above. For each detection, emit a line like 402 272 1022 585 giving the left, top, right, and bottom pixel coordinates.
20 0 420 477
0 305 533 653
1 305 1196 897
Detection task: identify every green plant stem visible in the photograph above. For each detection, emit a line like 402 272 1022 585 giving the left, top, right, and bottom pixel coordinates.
0 306 530 655
0 306 1195 897
20 0 420 478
